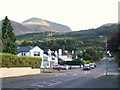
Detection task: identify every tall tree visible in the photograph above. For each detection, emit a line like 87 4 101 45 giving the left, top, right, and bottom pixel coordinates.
1 16 17 54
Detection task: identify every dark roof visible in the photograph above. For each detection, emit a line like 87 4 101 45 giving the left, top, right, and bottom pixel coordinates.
44 50 56 56
18 46 33 53
44 50 48 55
52 52 56 56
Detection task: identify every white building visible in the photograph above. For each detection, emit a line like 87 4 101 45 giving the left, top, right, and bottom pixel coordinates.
43 49 58 68
58 49 73 61
17 46 58 68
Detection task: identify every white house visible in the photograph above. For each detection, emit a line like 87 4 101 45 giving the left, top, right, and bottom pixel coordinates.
58 55 73 61
58 49 73 61
17 46 58 68
43 49 58 68
17 46 44 68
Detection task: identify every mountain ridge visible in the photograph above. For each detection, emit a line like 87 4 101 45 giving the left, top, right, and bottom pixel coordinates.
0 17 72 35
22 17 72 33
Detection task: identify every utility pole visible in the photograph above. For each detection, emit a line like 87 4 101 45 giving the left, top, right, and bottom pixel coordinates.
105 43 108 75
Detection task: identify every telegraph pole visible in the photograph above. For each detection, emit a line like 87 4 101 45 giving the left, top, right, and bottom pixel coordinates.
105 42 108 75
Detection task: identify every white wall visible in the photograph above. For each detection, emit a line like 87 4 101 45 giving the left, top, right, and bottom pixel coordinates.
30 46 43 57
30 46 44 68
0 68 41 78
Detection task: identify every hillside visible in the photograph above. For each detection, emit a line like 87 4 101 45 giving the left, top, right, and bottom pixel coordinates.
16 23 118 40
16 23 118 52
59 23 118 38
0 20 33 35
22 17 72 33
0 17 72 35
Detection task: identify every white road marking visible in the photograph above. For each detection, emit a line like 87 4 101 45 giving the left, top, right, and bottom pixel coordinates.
84 71 89 74
34 84 44 87
74 74 77 75
31 82 44 87
31 80 62 87
48 81 62 86
94 73 105 79
63 74 66 76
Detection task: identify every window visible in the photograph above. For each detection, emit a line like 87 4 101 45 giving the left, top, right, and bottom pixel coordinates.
34 52 40 56
22 52 26 56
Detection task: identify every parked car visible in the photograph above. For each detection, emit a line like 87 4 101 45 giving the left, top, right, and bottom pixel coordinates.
53 65 61 70
83 66 91 70
83 64 91 70
89 64 95 69
61 65 70 70
93 63 96 67
108 59 111 62
90 63 96 67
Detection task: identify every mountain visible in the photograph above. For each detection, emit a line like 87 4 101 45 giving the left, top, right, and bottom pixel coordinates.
0 20 33 35
0 17 72 35
22 17 72 33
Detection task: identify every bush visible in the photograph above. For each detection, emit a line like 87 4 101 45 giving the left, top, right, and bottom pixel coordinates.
82 60 91 64
0 53 42 68
83 53 92 60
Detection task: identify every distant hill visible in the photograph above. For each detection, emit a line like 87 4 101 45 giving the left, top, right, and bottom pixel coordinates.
22 17 72 33
0 17 72 35
16 23 118 40
61 23 118 38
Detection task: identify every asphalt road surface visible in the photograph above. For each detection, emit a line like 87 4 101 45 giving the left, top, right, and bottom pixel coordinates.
2 58 119 89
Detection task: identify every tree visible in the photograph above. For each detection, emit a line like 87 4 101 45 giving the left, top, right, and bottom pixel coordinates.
84 47 100 61
107 31 120 67
1 16 17 54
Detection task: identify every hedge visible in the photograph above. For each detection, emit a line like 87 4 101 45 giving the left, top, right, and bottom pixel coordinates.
64 60 83 65
0 53 42 68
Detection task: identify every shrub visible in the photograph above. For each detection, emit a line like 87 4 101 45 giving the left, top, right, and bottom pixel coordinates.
0 53 42 68
82 60 91 64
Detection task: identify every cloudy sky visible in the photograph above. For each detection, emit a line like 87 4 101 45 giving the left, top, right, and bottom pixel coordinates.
0 0 119 31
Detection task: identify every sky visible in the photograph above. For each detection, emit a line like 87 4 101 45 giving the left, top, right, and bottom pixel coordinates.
0 0 119 31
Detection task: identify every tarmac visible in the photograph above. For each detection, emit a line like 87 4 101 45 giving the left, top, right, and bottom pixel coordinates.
2 72 61 84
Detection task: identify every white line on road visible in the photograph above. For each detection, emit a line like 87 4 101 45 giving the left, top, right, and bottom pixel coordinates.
63 74 66 76
84 71 90 74
31 82 44 87
73 74 77 76
94 73 105 79
48 81 62 86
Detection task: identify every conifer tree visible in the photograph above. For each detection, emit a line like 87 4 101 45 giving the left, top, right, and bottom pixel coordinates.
1 16 17 54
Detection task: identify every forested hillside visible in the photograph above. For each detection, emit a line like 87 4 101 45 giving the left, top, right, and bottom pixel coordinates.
16 23 118 40
16 23 118 52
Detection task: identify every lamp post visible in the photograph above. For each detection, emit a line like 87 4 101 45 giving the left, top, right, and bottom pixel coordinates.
105 43 108 75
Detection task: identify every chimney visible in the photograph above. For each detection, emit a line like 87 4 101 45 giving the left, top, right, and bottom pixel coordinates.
72 50 74 54
58 49 62 56
55 51 58 57
48 49 51 56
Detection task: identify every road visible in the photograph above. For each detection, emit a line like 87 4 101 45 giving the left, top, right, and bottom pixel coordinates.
2 58 119 89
